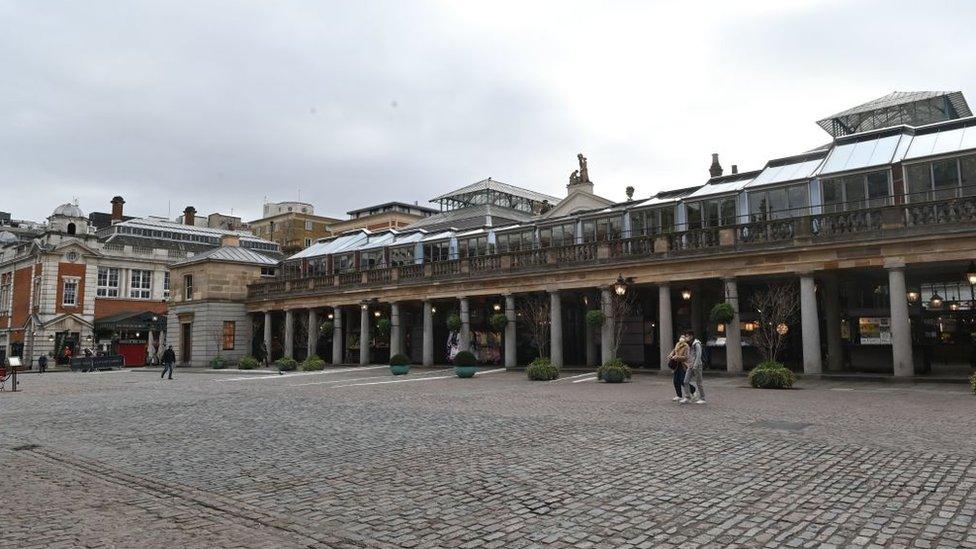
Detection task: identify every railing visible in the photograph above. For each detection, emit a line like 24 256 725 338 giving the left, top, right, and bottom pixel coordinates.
398 264 424 280
430 259 461 277
246 196 976 300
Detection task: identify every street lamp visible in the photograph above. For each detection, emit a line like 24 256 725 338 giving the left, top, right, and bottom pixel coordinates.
613 275 629 296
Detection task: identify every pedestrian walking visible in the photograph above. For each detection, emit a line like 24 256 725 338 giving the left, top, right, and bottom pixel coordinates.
679 329 706 405
666 334 695 401
161 345 176 380
37 354 48 374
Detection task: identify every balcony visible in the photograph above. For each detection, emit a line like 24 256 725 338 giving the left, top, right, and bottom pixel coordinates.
246 195 976 300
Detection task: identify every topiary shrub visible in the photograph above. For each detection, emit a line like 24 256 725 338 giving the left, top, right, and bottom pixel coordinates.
375 318 392 337
709 302 735 324
275 356 298 372
526 357 559 381
446 313 462 332
597 358 632 383
585 310 605 329
319 320 334 334
210 355 227 369
300 355 326 371
748 361 796 389
389 353 410 375
238 356 260 370
489 313 509 332
454 350 477 378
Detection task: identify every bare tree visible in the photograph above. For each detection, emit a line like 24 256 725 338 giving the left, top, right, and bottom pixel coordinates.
605 289 641 360
748 283 800 363
517 294 550 359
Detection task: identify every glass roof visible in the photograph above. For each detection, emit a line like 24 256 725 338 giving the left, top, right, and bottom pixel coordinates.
817 133 905 176
903 119 976 161
747 156 825 188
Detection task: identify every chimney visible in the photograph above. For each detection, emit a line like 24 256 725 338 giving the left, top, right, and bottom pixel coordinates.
709 153 723 178
731 164 738 175
111 196 125 222
220 234 240 247
183 206 197 226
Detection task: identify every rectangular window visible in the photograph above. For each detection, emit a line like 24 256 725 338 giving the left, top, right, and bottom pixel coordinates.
304 238 312 247
305 220 313 231
96 267 120 297
961 155 976 197
459 236 489 257
822 170 890 211
222 321 236 350
163 271 170 299
184 274 193 300
260 267 276 277
686 202 703 229
866 171 889 207
932 158 960 200
129 269 152 299
422 241 450 262
389 246 415 267
62 277 79 306
582 220 597 242
360 250 385 270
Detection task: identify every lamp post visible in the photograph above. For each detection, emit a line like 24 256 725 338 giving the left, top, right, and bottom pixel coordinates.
613 275 629 297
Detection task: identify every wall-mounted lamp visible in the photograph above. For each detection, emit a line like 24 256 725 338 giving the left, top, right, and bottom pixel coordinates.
680 288 692 300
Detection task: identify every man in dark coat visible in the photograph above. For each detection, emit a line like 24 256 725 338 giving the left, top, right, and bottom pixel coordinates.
161 345 176 380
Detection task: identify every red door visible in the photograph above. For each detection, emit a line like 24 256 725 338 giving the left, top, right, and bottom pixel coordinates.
117 343 146 367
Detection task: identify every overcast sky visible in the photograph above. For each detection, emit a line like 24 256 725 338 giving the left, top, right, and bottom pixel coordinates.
2 0 975 223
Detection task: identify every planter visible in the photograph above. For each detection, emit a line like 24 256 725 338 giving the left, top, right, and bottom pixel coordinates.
603 368 626 383
390 364 410 376
455 366 477 378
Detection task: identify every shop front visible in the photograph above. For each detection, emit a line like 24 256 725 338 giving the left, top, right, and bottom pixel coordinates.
94 311 167 367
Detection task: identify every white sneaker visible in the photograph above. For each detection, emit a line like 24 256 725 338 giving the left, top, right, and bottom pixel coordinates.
671 396 681 401
695 399 707 405
678 398 689 404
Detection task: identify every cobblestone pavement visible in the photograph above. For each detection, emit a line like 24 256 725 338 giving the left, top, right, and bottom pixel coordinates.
2 367 975 548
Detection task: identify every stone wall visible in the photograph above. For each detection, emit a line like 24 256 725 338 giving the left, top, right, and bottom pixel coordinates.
167 301 253 368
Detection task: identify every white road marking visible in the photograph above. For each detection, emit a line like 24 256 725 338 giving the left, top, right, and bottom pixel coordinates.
216 365 386 382
328 368 506 389
549 372 593 383
288 369 450 387
573 375 598 383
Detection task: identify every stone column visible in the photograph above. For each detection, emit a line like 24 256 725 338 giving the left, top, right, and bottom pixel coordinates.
307 309 318 359
888 267 913 377
659 284 673 372
600 287 613 364
422 299 434 366
390 302 402 358
585 295 598 367
360 304 371 365
504 294 516 368
263 310 272 366
549 290 563 367
800 274 822 374
332 307 343 365
459 297 471 352
284 309 295 359
823 274 844 372
723 278 743 374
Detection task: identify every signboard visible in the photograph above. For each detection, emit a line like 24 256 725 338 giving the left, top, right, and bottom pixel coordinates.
858 317 892 345
70 355 125 371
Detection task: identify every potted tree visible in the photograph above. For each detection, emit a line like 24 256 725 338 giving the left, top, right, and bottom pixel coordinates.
446 313 462 332
747 283 800 389
453 350 478 378
597 283 640 383
390 353 410 375
489 312 508 333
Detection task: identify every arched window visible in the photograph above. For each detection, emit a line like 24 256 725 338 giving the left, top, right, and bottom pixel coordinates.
67 223 76 235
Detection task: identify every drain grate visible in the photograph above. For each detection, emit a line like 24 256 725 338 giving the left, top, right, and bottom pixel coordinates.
748 420 813 432
11 443 41 451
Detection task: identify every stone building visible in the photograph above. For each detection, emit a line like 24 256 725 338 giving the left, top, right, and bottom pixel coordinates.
326 202 439 234
249 204 340 255
245 91 976 378
0 198 280 367
165 236 278 367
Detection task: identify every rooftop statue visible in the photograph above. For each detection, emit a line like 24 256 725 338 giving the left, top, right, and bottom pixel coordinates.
577 153 590 183
569 170 580 186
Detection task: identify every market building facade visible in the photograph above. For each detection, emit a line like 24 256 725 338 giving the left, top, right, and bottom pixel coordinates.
244 91 976 378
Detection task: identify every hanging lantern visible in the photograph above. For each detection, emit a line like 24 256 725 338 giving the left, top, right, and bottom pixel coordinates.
327 313 334 320
906 290 919 303
680 288 692 300
373 310 381 318
949 301 960 311
492 303 502 312
930 292 944 308
776 323 789 335
967 261 976 286
613 275 628 296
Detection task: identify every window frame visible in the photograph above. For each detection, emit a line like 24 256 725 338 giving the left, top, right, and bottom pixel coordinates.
129 269 153 299
61 276 80 306
183 274 194 300
96 266 121 297
222 321 236 350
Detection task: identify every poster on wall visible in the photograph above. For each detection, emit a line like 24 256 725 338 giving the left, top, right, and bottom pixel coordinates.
858 317 892 345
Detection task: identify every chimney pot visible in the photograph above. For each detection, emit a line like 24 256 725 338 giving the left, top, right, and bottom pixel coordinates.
709 153 723 178
183 206 197 226
731 164 738 174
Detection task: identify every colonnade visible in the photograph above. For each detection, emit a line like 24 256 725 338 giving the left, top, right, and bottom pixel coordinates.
258 266 917 376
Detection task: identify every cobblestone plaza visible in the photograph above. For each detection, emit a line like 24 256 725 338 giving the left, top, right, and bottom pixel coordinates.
3 368 974 548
